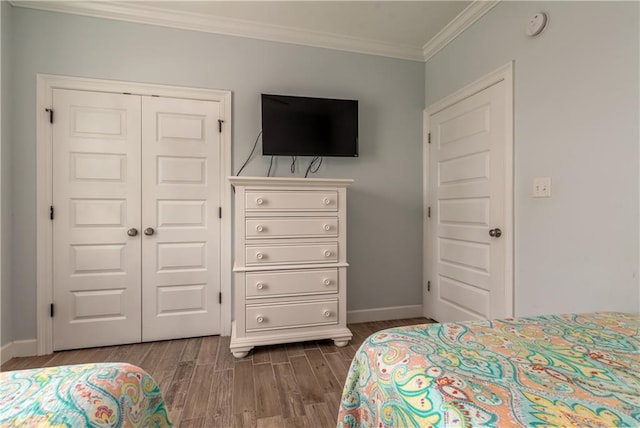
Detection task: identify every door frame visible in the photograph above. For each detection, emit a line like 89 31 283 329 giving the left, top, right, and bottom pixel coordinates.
423 62 514 320
36 74 233 355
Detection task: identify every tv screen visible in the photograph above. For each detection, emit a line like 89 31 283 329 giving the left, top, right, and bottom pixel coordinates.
261 94 358 157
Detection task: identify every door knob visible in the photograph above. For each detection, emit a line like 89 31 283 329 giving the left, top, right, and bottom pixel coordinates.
489 228 502 238
144 227 155 236
127 228 138 237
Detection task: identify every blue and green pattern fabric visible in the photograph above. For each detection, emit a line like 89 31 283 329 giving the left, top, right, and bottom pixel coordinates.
338 312 640 427
0 363 171 427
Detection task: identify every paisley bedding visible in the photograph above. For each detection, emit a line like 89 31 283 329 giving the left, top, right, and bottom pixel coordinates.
0 363 171 427
338 312 640 427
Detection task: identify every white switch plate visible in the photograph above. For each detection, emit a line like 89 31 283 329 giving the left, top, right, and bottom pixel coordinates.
533 177 551 198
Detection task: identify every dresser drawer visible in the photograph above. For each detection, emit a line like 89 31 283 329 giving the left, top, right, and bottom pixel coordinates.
246 243 338 266
246 217 338 239
246 299 338 331
246 269 338 298
246 191 338 211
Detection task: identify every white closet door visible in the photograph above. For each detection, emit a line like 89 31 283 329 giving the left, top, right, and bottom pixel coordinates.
52 89 142 350
141 97 221 341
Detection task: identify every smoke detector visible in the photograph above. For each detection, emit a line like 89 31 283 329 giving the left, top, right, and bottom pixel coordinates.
526 12 548 37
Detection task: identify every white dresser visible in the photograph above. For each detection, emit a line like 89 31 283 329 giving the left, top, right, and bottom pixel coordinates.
229 177 353 358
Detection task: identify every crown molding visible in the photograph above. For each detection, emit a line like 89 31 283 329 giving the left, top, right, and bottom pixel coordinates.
10 1 498 63
10 0 425 62
422 0 500 62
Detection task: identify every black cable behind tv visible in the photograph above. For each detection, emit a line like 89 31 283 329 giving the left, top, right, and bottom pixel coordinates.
261 94 358 157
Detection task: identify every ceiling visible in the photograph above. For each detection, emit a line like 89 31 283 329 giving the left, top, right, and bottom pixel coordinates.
11 1 499 61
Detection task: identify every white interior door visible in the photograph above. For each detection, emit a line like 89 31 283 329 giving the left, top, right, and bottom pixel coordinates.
52 89 142 350
426 80 510 322
141 97 221 341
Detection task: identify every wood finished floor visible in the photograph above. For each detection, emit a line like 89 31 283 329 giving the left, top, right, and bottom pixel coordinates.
1 318 430 427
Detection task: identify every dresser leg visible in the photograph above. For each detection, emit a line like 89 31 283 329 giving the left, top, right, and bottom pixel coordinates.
231 347 253 358
333 339 350 348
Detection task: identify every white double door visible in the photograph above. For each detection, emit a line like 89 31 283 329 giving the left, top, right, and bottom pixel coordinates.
52 89 221 351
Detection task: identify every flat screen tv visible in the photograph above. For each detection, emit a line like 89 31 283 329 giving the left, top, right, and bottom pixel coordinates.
261 94 358 157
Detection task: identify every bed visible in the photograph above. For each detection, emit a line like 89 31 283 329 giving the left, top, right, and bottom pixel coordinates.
0 362 171 427
338 312 640 427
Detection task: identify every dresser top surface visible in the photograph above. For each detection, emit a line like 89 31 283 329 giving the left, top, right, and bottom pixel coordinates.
229 176 353 188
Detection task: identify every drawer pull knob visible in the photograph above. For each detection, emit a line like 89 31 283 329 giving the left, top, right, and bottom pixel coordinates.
256 252 264 260
323 310 331 318
256 198 264 205
323 224 331 231
256 225 264 232
323 198 331 205
324 250 332 257
323 278 331 286
256 316 264 323
256 282 264 290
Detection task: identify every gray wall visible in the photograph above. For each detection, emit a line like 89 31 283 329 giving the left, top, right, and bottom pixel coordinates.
1 1 12 347
425 1 640 316
8 7 425 341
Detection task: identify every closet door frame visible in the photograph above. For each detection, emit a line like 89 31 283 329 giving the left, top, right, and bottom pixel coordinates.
36 74 232 355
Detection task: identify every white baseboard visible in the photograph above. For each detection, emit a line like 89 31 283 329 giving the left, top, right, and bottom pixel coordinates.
347 305 424 324
0 343 11 365
0 339 38 365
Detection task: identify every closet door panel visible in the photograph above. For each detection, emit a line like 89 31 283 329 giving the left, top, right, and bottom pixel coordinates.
52 89 142 351
141 97 221 341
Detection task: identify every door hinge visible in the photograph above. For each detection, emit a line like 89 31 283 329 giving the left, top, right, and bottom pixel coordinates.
427 281 431 292
50 303 54 317
218 292 222 304
427 206 431 218
50 206 54 220
428 133 431 144
218 119 224 133
218 207 222 219
45 108 54 124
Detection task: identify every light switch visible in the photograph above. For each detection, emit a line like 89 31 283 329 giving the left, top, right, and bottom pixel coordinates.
533 177 551 198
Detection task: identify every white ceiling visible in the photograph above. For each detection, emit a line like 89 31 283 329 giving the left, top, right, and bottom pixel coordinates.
11 1 499 61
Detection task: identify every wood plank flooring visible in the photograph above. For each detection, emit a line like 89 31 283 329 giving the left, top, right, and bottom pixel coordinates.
1 318 430 427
